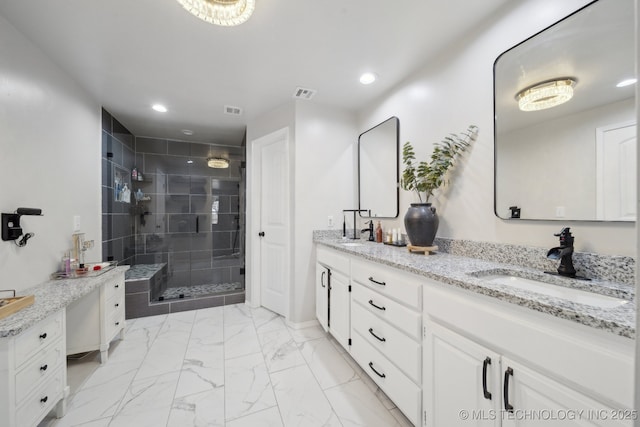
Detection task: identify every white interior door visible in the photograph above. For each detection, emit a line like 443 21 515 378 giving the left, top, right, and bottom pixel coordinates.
596 122 637 221
253 128 290 316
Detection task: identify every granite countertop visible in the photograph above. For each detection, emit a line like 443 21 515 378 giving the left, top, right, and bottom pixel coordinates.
315 238 636 339
0 266 130 338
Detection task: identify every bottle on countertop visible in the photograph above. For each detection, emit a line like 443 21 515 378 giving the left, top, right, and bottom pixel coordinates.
132 167 138 181
375 221 383 243
61 251 71 275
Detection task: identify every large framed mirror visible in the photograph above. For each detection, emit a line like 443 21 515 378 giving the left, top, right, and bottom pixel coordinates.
358 116 399 218
494 0 636 221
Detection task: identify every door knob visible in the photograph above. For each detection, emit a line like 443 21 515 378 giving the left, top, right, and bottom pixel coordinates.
258 231 265 237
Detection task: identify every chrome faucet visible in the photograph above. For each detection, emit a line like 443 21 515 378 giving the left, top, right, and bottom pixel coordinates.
546 227 576 277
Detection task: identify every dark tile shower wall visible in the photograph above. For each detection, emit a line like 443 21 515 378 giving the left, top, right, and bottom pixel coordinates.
101 109 136 265
134 136 245 292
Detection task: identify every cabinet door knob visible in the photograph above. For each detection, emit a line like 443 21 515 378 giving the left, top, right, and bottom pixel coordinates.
368 361 386 378
368 300 386 311
482 357 492 400
115 303 119 307
40 396 48 404
368 328 386 342
504 367 514 412
258 231 265 237
115 284 119 288
39 333 47 340
368 277 386 286
115 321 120 326
40 364 48 371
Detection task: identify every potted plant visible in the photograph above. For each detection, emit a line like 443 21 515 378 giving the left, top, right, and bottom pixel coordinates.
401 124 478 246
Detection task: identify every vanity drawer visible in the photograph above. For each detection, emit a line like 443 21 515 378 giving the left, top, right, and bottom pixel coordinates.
351 328 421 426
16 368 64 427
14 311 64 365
105 292 124 318
317 246 350 274
105 304 125 340
104 277 124 302
351 258 421 309
15 336 64 404
351 282 421 340
351 301 421 383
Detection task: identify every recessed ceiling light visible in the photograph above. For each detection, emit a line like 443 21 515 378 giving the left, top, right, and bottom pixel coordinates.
359 72 377 85
152 104 168 113
182 129 194 136
187 160 194 164
616 78 637 88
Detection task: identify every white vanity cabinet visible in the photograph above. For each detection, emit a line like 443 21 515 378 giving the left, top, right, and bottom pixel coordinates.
0 310 68 427
423 280 634 427
315 246 351 350
424 321 501 426
66 271 126 363
350 258 423 426
315 261 329 331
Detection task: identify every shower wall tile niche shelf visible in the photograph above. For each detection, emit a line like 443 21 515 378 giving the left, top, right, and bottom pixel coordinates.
113 166 131 204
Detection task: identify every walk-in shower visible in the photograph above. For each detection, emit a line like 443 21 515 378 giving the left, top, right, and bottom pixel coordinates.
132 137 246 303
101 109 246 318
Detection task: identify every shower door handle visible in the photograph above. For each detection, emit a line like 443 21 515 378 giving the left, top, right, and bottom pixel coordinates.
196 216 199 233
258 231 265 237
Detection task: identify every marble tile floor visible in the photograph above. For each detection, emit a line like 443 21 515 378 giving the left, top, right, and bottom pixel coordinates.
38 304 413 427
160 282 245 300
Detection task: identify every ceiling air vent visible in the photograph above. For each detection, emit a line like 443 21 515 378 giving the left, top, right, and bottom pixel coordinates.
293 87 317 100
224 105 243 116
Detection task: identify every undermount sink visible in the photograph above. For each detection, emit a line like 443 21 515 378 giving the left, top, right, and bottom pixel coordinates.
342 242 363 247
477 273 629 309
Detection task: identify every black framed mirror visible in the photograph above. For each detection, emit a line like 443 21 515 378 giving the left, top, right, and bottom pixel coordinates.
494 0 636 221
358 116 399 218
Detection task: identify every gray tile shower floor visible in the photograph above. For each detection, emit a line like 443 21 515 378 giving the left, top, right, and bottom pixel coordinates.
161 282 245 300
38 304 413 426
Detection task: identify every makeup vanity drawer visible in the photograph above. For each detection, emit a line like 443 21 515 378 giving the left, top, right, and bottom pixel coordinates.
14 311 64 363
66 271 126 364
0 309 67 427
104 277 124 302
15 336 64 404
15 368 65 427
105 303 125 340
351 258 422 309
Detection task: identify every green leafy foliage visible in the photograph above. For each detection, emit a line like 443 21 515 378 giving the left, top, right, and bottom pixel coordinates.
401 125 478 203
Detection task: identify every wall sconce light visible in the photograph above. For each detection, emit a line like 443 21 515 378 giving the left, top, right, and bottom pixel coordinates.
1 207 43 247
207 158 230 169
516 78 576 112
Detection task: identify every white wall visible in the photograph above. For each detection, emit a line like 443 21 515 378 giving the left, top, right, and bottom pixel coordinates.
246 101 357 323
293 101 357 323
358 0 636 256
0 14 101 292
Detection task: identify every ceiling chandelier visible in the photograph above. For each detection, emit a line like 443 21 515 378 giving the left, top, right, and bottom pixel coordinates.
516 78 576 112
176 0 255 26
208 157 230 168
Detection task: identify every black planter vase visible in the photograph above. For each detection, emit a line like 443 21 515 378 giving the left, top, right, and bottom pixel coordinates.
404 203 439 247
